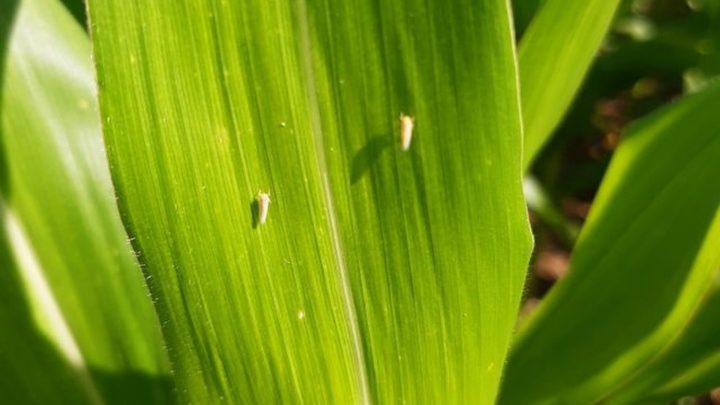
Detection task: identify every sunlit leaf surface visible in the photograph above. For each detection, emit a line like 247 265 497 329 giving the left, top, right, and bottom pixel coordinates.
87 0 533 403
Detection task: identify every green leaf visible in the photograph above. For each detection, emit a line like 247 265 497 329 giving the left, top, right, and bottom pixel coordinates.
0 4 92 404
59 0 87 28
500 82 720 404
0 208 99 405
599 209 720 404
519 0 622 168
87 0 533 403
1 0 170 401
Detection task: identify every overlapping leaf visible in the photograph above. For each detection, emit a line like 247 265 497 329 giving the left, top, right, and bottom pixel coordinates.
0 0 169 402
519 0 622 168
501 81 720 404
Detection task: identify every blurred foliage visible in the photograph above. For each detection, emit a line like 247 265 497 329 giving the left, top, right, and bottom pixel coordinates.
1 0 170 403
521 0 720 399
505 79 720 404
530 0 720 207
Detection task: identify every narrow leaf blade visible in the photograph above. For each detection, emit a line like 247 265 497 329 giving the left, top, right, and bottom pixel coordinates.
0 210 99 404
601 209 720 403
519 0 621 168
501 82 720 404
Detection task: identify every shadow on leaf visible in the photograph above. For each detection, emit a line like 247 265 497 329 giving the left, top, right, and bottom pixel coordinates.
351 133 394 184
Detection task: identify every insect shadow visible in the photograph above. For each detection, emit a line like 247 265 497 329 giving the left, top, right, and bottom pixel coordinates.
249 199 259 229
351 133 394 184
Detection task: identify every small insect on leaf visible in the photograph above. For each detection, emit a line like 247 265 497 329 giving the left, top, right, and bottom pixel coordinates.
256 191 271 225
399 113 415 151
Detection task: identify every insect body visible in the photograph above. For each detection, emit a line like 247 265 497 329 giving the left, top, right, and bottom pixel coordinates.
256 191 271 225
399 113 415 151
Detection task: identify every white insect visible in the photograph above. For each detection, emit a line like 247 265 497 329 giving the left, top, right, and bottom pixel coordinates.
399 113 415 151
256 191 271 225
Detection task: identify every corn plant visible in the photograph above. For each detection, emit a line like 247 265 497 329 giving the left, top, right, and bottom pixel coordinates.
1 0 718 403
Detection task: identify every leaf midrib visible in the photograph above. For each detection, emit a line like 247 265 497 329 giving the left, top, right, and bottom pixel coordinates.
294 0 371 402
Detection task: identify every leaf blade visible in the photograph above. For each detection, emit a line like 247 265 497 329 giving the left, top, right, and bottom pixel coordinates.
500 82 720 404
519 0 622 168
87 0 532 403
1 0 170 401
599 208 720 403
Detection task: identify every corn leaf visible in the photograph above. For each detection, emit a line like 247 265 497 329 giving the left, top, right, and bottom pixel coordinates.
1 0 170 401
87 0 533 403
0 209 100 404
0 4 89 404
519 0 621 168
500 82 720 404
599 208 720 404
